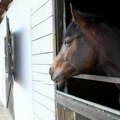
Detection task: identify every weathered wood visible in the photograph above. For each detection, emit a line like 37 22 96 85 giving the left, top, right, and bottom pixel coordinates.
2 0 12 5
57 104 65 120
57 104 90 120
57 104 74 120
0 3 7 12
74 74 120 84
64 108 74 120
56 91 120 120
0 0 13 23
76 113 89 120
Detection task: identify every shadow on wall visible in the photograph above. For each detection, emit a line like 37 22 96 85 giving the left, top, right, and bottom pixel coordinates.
13 28 32 88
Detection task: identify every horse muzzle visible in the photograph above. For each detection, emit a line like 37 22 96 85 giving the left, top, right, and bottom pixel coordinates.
49 67 64 82
49 67 54 81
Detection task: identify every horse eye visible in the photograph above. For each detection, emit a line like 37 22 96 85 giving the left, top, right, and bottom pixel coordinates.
64 40 71 46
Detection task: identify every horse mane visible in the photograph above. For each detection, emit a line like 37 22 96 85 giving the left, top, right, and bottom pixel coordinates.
65 11 120 76
80 13 108 24
70 11 119 28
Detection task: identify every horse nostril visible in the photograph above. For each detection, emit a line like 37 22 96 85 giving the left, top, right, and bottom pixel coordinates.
49 67 54 80
49 67 52 75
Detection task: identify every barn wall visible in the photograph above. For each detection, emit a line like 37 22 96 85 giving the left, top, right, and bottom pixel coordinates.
31 0 55 120
0 0 48 120
0 22 6 108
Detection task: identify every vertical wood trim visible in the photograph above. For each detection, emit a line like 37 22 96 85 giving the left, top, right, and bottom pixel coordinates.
73 112 76 120
52 32 56 58
54 0 64 54
53 1 68 120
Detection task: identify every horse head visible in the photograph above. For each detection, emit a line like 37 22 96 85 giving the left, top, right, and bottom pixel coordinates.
49 5 120 88
50 5 99 82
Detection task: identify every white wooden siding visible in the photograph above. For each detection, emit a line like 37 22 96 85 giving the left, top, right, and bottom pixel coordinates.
31 0 52 28
32 73 53 84
32 53 53 65
31 35 53 54
33 115 40 120
31 0 49 15
32 91 54 111
33 101 54 120
32 64 51 74
32 81 54 99
31 17 53 40
31 0 55 120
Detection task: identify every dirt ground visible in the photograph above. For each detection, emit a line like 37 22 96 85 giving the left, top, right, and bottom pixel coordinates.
0 101 13 120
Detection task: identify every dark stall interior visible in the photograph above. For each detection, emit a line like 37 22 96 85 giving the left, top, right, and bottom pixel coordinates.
63 0 120 110
65 0 120 27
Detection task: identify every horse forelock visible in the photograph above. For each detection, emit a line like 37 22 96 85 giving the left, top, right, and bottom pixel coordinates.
65 22 80 37
64 13 108 45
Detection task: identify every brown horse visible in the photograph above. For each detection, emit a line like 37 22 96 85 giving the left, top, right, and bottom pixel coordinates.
49 5 120 92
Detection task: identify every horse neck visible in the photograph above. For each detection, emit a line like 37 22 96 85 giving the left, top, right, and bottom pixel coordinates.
98 32 120 77
100 62 120 77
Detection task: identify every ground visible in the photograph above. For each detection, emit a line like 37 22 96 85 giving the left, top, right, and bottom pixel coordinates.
0 101 13 120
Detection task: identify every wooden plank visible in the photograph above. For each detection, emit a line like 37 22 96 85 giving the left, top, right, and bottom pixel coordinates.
2 0 12 4
31 17 53 41
0 3 7 12
57 104 75 120
73 74 120 84
33 91 54 111
32 72 53 85
33 114 41 120
57 104 88 120
56 91 120 120
32 81 54 99
57 104 65 120
76 113 90 120
31 0 48 15
31 35 53 54
32 53 53 65
64 108 74 120
33 101 55 120
31 0 52 28
32 64 51 74
31 1 55 120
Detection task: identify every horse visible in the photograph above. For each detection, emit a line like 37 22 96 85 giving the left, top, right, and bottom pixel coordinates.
49 4 120 103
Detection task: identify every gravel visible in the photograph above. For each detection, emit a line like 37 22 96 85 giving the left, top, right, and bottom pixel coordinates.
0 101 13 120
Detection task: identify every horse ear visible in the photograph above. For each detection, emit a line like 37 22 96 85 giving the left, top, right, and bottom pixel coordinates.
70 4 88 29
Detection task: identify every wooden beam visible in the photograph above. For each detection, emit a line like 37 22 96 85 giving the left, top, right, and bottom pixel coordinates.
73 74 120 84
56 91 120 120
1 0 12 5
0 0 13 23
0 3 7 12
